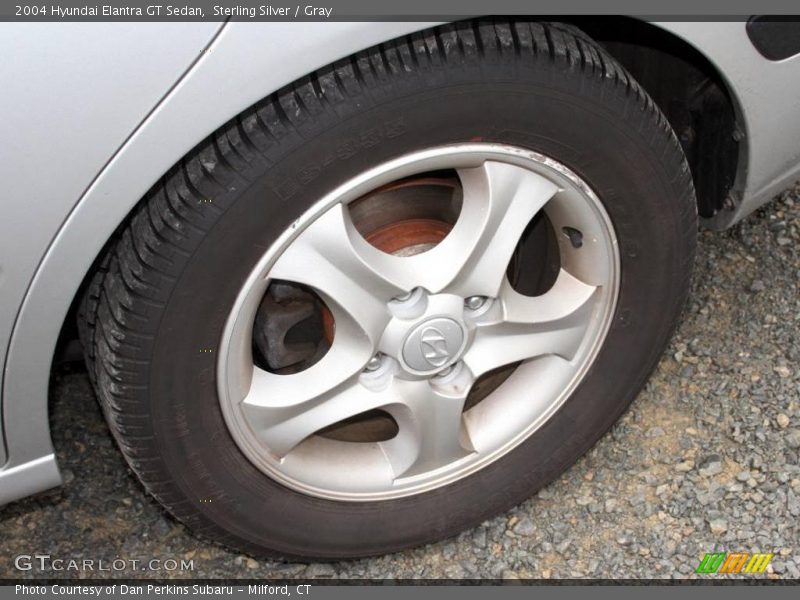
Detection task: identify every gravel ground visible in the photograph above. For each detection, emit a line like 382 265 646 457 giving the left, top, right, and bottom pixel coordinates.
2 183 800 581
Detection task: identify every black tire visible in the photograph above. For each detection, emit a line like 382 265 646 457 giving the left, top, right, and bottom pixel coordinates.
79 20 696 560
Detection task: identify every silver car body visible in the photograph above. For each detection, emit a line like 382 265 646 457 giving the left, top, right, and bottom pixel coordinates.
2 20 799 504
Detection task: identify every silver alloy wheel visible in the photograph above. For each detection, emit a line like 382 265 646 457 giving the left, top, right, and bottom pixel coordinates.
218 144 620 501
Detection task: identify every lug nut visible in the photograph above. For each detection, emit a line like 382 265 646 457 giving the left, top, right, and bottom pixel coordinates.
464 295 487 310
365 354 383 372
432 361 464 383
388 287 428 320
394 289 415 302
435 364 456 378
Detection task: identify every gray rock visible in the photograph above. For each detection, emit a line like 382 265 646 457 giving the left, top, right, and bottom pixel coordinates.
699 454 723 476
786 429 800 449
708 518 728 535
513 517 536 537
305 564 336 578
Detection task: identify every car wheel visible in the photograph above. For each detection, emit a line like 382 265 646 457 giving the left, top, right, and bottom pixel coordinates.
79 20 696 559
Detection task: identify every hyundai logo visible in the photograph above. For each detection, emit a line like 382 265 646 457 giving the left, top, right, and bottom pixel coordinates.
419 327 451 367
401 317 465 374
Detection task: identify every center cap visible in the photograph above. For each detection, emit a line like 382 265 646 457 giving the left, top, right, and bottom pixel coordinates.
402 317 465 374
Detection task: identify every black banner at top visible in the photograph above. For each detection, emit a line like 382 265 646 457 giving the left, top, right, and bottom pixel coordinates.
2 0 800 21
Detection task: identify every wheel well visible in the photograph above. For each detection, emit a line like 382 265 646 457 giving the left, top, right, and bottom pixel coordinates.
53 16 740 366
567 17 741 220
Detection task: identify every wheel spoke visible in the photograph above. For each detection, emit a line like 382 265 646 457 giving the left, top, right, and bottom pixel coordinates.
242 364 397 457
419 160 558 297
269 203 403 343
380 376 474 479
240 310 383 456
463 269 599 377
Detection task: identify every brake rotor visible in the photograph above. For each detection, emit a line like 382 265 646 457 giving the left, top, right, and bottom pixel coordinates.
366 217 452 256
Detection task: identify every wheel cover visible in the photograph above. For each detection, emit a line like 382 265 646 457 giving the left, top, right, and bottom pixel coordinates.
218 143 620 501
